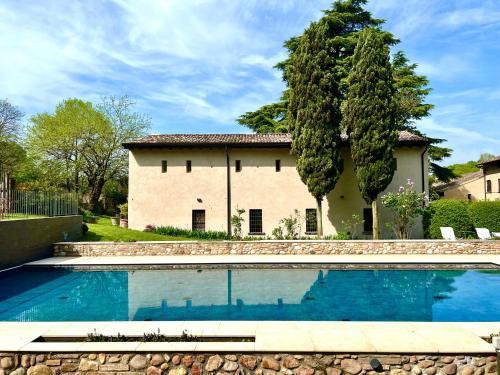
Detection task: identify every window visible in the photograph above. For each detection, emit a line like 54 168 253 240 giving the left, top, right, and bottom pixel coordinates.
363 208 373 233
392 158 398 170
467 193 472 201
249 209 263 234
275 160 281 172
161 160 167 173
305 209 317 234
486 179 492 193
235 160 241 172
186 160 192 173
192 210 205 231
498 179 500 192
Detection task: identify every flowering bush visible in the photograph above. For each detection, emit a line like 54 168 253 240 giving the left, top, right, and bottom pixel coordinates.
381 179 427 239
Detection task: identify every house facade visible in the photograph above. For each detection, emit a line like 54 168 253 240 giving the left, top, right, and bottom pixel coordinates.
435 155 500 201
124 132 429 239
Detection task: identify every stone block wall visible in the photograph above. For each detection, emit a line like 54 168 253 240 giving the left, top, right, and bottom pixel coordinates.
0 353 497 375
53 240 500 257
0 216 82 270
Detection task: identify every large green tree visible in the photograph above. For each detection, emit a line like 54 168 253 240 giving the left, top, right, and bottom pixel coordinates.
0 99 25 176
238 0 390 133
27 96 149 211
287 18 345 236
343 28 398 239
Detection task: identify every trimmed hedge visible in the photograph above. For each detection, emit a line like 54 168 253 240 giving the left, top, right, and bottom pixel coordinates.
425 199 500 239
154 226 232 240
469 201 500 233
425 200 474 239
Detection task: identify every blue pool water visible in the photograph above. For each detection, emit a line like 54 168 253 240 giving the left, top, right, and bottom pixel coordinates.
0 267 498 322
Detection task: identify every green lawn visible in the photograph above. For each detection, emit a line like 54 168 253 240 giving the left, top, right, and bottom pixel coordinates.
81 216 190 242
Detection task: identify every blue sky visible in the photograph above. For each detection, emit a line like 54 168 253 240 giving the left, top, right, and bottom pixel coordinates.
1 0 499 164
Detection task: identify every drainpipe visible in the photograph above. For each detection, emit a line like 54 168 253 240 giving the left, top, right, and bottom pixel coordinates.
420 144 429 194
226 146 232 235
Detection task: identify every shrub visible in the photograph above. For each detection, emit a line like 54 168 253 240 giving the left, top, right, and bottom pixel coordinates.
272 210 302 240
341 214 364 239
118 203 128 218
381 179 427 239
154 226 232 240
323 231 350 240
230 208 246 239
425 199 474 239
469 201 500 233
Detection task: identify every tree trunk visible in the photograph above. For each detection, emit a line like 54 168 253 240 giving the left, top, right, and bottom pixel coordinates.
316 197 323 237
88 177 105 213
372 199 379 240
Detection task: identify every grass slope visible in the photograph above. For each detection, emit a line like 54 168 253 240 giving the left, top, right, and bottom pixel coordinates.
80 216 190 242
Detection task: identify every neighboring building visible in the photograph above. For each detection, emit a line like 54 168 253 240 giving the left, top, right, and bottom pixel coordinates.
435 155 500 201
434 171 484 201
123 131 429 239
478 156 500 201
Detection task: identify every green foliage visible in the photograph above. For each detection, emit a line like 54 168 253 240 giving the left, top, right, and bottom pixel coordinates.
381 179 427 239
272 209 302 240
154 226 232 240
0 140 26 175
230 208 246 239
341 214 364 239
87 329 200 343
469 201 500 233
424 200 474 239
287 18 346 235
479 153 496 162
344 28 398 205
323 231 351 240
25 96 150 210
447 160 480 177
118 203 128 218
238 0 390 134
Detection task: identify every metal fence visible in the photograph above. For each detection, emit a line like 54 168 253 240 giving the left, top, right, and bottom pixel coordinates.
0 170 78 220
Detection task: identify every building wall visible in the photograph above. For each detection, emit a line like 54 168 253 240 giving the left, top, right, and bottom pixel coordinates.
128 146 428 238
442 177 484 201
484 165 500 201
0 216 82 270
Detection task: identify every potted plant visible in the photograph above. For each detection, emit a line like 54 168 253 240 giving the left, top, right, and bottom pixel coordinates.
119 203 128 228
111 213 120 226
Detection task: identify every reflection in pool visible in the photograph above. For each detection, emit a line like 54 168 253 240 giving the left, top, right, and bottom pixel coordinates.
0 267 498 321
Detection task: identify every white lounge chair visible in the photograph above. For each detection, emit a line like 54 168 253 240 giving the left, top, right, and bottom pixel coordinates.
440 227 456 241
475 227 500 240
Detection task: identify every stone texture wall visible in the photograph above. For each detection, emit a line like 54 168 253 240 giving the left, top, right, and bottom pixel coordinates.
0 216 82 270
54 240 500 257
0 353 497 375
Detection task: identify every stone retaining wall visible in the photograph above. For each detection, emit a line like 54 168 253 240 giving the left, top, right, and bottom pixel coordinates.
54 240 500 257
0 353 497 375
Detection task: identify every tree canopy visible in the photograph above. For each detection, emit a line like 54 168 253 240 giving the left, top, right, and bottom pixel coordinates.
287 18 346 235
343 27 398 238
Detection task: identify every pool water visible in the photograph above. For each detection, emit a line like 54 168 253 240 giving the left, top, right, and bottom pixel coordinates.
0 267 498 322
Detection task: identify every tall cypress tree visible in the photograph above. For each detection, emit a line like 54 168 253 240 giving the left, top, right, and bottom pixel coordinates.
343 28 398 239
288 19 344 236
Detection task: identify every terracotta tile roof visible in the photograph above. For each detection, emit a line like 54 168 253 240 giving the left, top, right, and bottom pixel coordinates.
434 171 483 192
123 130 428 149
477 155 500 167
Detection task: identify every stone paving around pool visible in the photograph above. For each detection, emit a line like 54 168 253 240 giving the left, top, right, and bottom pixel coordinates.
0 352 497 375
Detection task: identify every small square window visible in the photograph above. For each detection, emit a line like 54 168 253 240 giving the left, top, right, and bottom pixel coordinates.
275 160 281 172
161 160 167 173
186 160 192 173
249 209 262 234
305 208 317 234
235 160 241 172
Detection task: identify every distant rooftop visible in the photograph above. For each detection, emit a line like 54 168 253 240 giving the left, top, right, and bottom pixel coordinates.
434 171 483 192
477 155 500 167
123 130 428 149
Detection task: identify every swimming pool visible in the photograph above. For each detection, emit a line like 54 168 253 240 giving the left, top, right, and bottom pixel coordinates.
0 266 498 322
